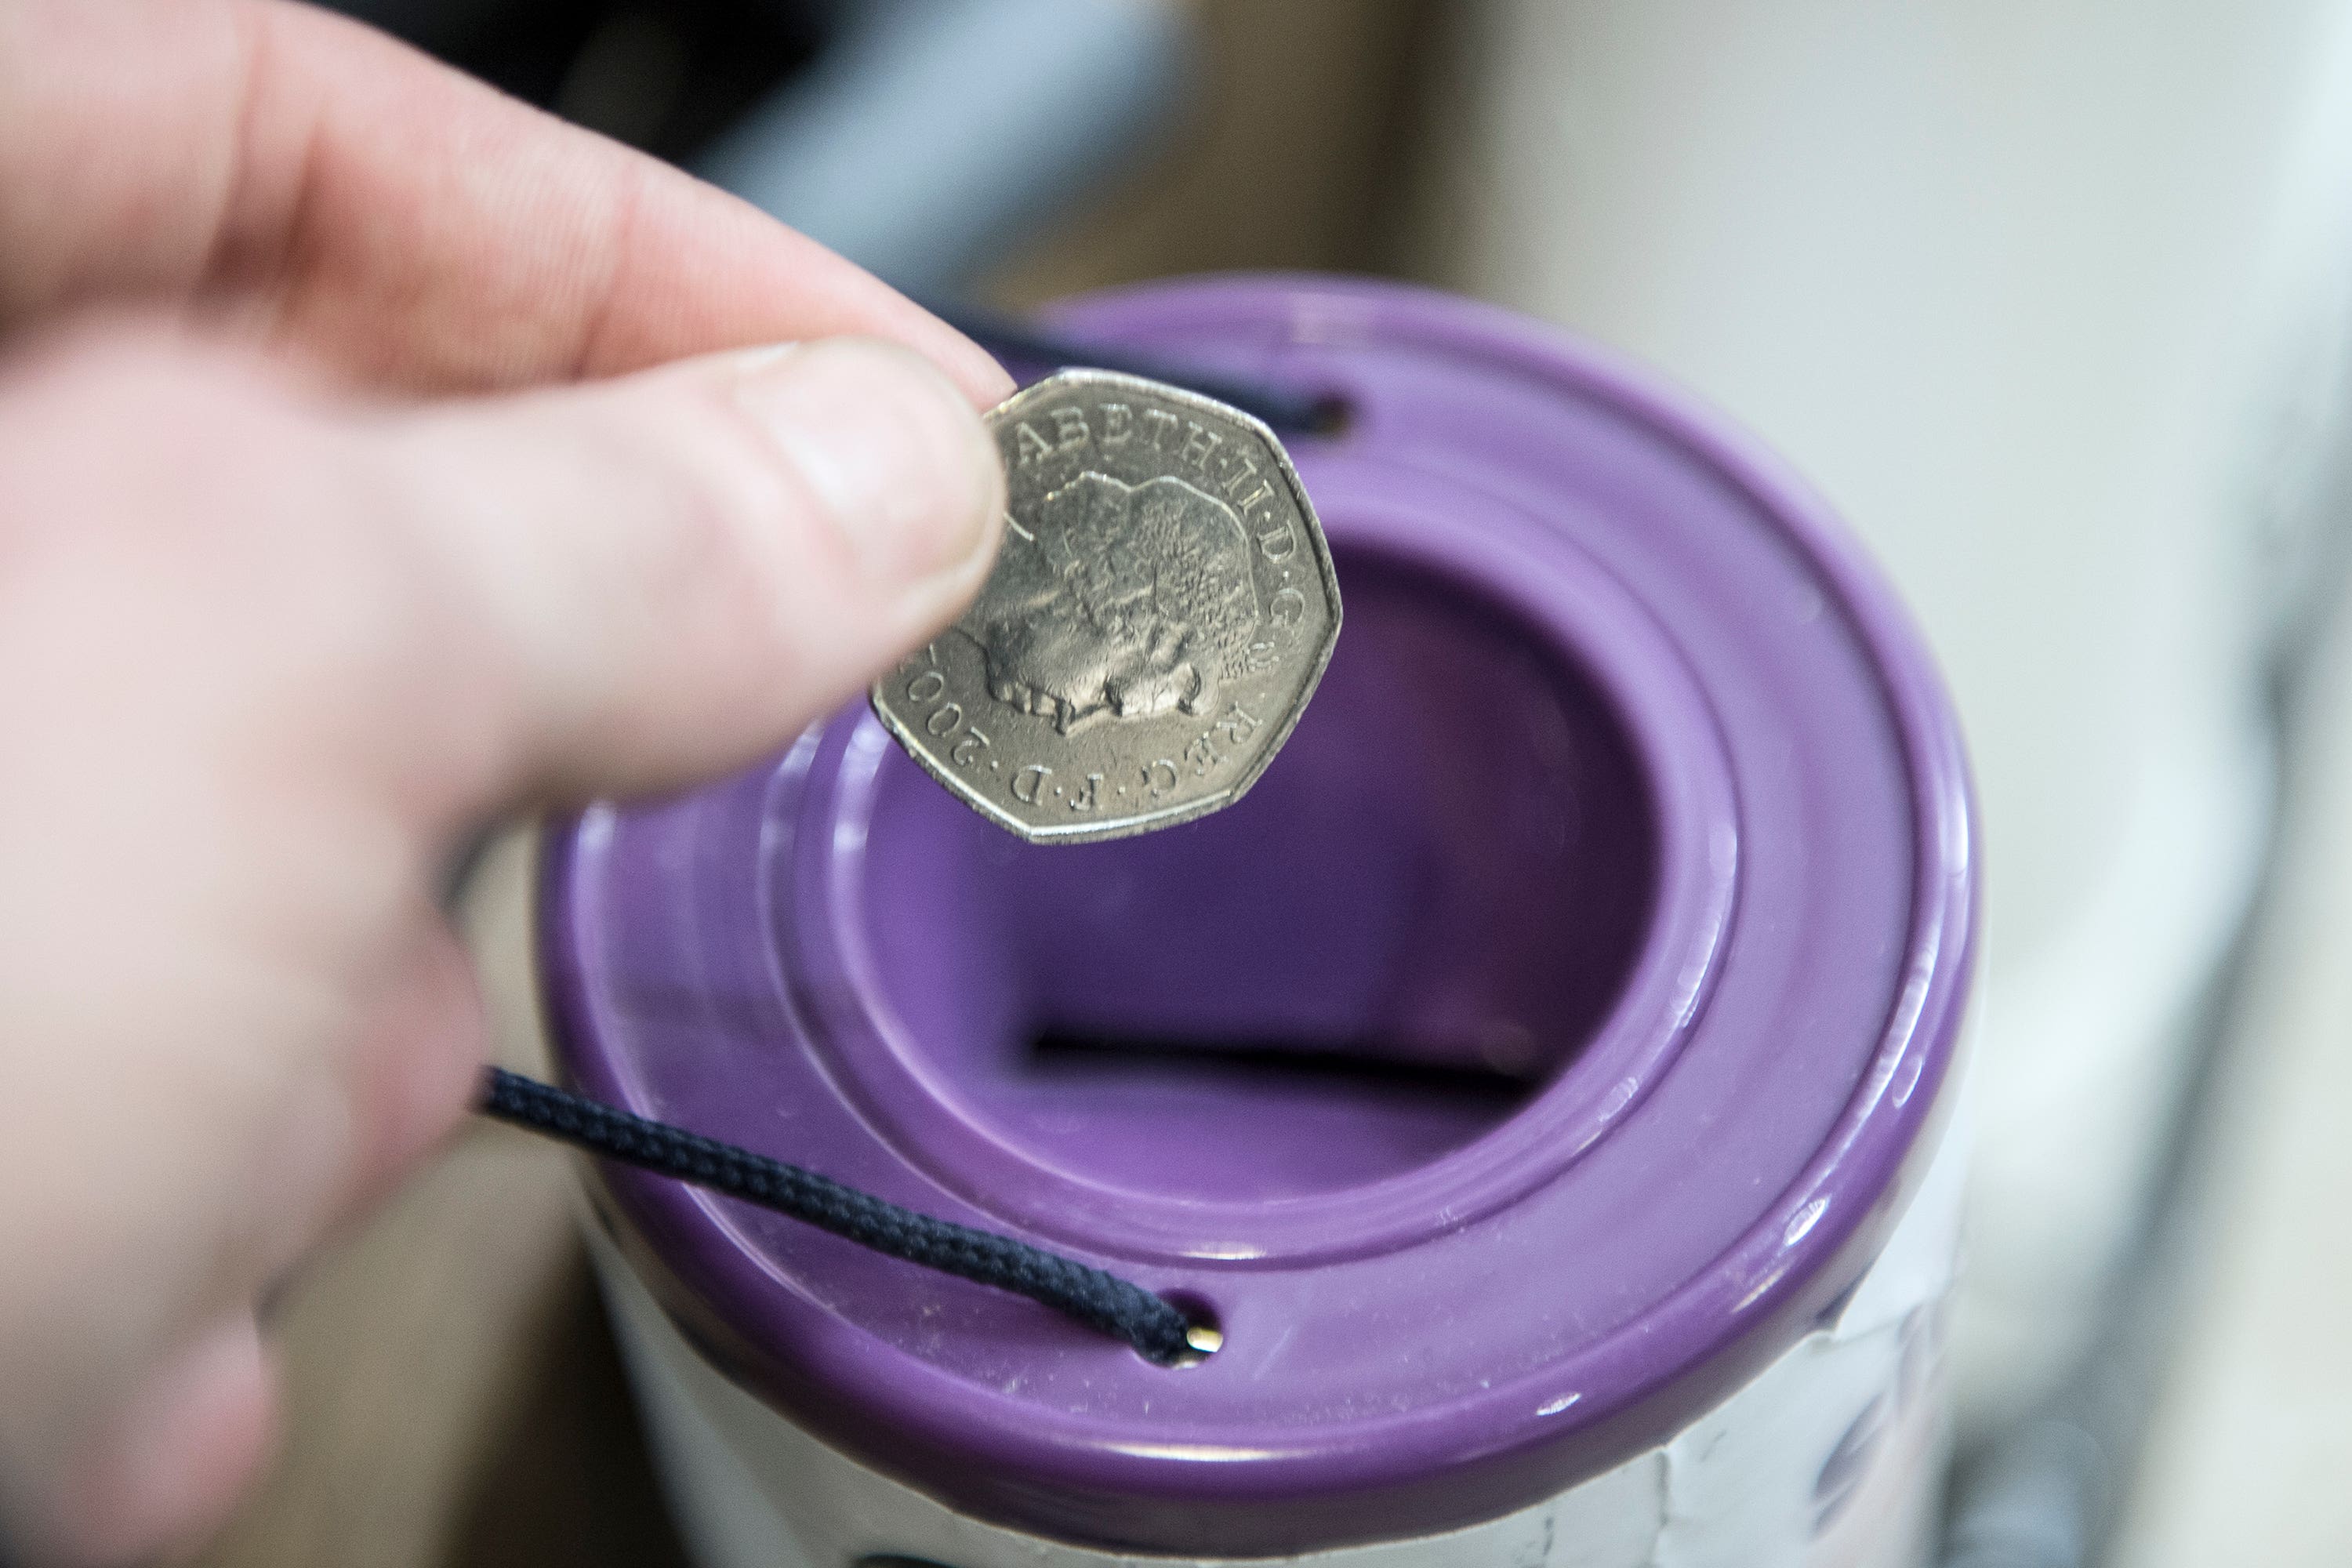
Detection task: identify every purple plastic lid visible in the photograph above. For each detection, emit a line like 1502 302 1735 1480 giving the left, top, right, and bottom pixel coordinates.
539 276 1977 1555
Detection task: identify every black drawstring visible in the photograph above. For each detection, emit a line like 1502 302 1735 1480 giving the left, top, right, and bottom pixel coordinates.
477 1068 1196 1364
924 299 1338 437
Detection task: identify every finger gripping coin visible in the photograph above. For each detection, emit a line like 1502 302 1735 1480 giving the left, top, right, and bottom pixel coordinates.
871 370 1342 844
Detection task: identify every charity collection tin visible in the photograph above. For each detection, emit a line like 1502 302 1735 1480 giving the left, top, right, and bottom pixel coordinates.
538 275 1977 1568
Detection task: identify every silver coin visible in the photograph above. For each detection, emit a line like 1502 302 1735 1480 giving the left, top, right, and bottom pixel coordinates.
871 369 1341 844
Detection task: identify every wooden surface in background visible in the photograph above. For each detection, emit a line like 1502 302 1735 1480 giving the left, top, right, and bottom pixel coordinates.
981 0 1444 306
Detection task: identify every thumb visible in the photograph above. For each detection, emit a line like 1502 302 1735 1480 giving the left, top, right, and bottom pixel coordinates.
387 336 1007 811
0 327 1004 1563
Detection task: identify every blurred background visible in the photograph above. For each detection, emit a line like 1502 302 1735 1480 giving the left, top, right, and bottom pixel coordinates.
198 2 2352 1565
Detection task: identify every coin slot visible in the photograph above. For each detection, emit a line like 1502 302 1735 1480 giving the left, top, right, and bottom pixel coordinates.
1029 1030 1534 1110
857 544 1660 1205
1029 1031 1540 1086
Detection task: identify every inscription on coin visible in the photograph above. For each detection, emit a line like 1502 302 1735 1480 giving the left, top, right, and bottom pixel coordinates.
872 370 1341 844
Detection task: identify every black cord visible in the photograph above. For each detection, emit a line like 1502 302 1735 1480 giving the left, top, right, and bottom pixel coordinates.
924 298 1338 437
477 1068 1195 1364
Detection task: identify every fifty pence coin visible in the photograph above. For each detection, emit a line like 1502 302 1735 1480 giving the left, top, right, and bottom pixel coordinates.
871 369 1341 844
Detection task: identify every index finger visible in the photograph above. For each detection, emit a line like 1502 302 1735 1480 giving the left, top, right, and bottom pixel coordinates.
0 0 1011 404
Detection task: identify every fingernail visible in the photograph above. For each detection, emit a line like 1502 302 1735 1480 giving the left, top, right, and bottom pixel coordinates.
732 339 1000 584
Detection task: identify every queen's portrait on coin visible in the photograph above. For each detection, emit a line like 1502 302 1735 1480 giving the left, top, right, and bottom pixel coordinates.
874 371 1339 844
959 470 1272 734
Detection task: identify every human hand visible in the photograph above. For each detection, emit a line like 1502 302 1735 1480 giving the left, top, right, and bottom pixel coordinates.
0 2 1011 1560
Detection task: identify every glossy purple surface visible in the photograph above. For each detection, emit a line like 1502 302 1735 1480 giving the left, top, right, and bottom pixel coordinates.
539 276 1977 1555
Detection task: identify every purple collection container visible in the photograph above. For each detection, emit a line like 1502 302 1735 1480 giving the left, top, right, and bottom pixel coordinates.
539 276 1978 1568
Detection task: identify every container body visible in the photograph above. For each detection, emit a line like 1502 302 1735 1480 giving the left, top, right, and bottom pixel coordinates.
539 276 1978 1566
589 1113 1965 1568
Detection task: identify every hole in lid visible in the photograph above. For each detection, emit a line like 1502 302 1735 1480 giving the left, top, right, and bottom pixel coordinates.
858 545 1660 1203
1156 1293 1224 1367
1305 390 1356 437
